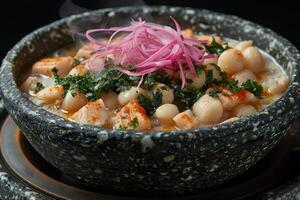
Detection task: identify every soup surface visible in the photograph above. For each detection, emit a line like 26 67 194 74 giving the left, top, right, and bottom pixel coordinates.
20 19 289 131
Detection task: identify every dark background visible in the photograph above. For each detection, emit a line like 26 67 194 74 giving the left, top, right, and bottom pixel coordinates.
0 0 299 60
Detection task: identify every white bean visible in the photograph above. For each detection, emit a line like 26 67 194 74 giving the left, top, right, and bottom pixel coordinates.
192 94 223 124
32 57 74 77
185 70 206 88
36 85 64 104
271 75 289 93
218 49 244 75
232 69 257 85
173 109 197 129
155 104 179 124
235 40 253 52
243 47 266 73
118 87 146 106
61 91 88 112
101 92 119 110
233 104 256 117
154 83 174 104
262 74 289 94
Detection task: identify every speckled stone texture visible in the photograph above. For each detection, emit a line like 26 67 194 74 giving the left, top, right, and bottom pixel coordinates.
0 6 300 196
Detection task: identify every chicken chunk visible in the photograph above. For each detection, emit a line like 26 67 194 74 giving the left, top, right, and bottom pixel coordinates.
36 85 64 104
114 99 151 130
173 109 198 129
217 88 254 110
68 64 87 76
61 91 88 112
181 29 193 38
70 99 109 127
198 35 222 45
75 43 95 59
32 56 75 77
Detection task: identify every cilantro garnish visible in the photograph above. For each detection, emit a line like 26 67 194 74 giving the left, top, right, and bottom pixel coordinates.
205 37 230 55
34 82 44 93
241 80 263 98
129 117 139 129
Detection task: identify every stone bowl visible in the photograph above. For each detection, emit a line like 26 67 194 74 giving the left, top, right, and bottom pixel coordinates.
0 6 300 196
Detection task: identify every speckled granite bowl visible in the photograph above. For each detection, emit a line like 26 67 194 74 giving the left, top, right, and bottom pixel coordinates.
0 6 300 196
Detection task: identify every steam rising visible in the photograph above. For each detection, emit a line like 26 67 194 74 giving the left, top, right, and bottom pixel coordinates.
59 0 89 18
59 0 153 45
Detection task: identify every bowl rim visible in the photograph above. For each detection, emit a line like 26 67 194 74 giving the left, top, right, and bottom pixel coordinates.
1 6 300 139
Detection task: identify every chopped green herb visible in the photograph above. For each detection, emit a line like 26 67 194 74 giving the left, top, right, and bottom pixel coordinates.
186 78 193 84
205 69 215 86
69 88 78 97
160 86 168 91
52 67 58 75
137 94 151 114
241 80 263 98
51 60 262 114
205 36 230 55
208 89 222 97
52 67 96 98
211 63 221 72
35 82 44 93
196 91 204 100
74 59 81 66
222 80 240 94
195 65 205 75
171 81 202 111
220 71 228 82
152 89 163 110
143 71 171 90
203 66 240 94
137 90 162 116
52 66 141 100
129 117 139 129
118 124 127 130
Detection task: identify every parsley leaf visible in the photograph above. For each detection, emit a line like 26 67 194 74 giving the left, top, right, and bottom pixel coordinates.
137 94 151 114
74 59 81 66
171 81 203 111
208 89 222 97
52 67 142 100
137 90 162 116
205 37 230 55
241 80 263 98
129 117 139 129
143 71 171 90
34 82 44 93
222 80 240 94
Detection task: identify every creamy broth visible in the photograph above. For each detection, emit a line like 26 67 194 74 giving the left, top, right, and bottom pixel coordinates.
20 24 289 131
